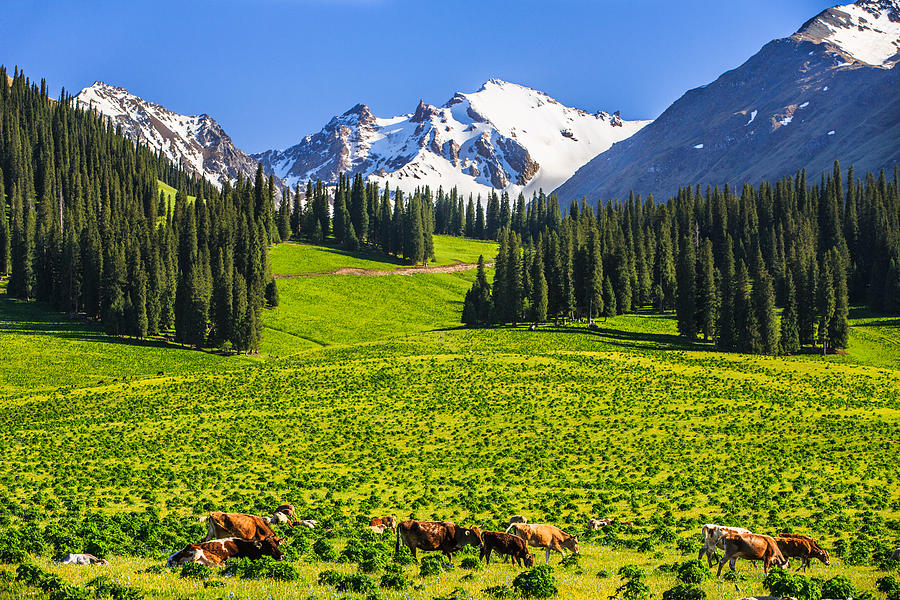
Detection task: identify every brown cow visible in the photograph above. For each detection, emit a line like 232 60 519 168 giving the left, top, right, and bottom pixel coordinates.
167 537 283 567
370 515 398 530
202 512 279 543
717 533 787 576
776 536 830 571
480 530 534 567
506 523 579 564
396 520 482 563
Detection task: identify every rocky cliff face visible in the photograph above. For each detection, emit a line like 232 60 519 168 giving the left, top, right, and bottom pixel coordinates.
75 82 262 188
554 0 900 204
254 79 649 198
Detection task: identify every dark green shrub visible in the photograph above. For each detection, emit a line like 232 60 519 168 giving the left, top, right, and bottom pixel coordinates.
179 562 213 580
484 584 517 598
597 569 611 578
763 568 822 600
460 556 482 571
223 556 298 581
676 538 697 555
313 537 338 562
877 575 898 595
393 544 417 565
618 565 646 581
203 580 225 588
821 575 856 600
318 569 345 586
675 560 711 584
338 573 378 594
614 577 652 600
513 564 558 598
86 575 144 600
379 564 409 590
420 554 453 577
432 587 474 600
722 570 745 582
662 583 705 600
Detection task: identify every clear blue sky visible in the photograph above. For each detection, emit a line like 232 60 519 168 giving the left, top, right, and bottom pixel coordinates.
3 0 835 153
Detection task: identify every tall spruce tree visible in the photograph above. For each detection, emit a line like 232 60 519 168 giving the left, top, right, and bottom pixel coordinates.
676 234 697 338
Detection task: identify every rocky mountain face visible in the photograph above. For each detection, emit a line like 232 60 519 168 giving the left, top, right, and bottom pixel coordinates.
554 0 900 204
253 79 649 198
74 82 261 188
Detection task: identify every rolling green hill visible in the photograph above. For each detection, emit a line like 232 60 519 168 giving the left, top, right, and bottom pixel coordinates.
1 237 898 600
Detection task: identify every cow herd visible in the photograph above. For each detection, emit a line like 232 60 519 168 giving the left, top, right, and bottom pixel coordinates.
699 524 830 576
155 507 832 579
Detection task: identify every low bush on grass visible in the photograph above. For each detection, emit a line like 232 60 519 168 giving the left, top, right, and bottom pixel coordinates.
662 583 705 600
513 564 558 598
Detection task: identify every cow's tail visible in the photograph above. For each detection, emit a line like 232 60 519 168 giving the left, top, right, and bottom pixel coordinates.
394 524 401 556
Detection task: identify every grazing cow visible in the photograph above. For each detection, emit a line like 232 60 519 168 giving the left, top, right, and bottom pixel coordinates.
699 524 752 567
480 530 534 567
396 520 483 563
717 533 787 576
297 519 318 529
167 537 283 568
370 515 398 530
202 512 279 543
776 536 830 571
506 523 579 564
58 554 108 566
364 525 386 534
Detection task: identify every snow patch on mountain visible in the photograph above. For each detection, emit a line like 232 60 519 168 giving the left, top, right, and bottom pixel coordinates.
795 0 900 67
255 79 649 198
75 82 260 188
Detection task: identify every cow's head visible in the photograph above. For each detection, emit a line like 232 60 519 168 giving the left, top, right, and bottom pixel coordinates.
257 537 284 560
459 526 483 548
563 534 580 555
523 551 535 568
166 545 201 568
813 547 830 566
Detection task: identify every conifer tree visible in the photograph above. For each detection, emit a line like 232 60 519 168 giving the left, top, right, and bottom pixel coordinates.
532 241 549 323
733 260 761 353
465 197 475 238
350 173 368 242
602 276 617 317
717 237 737 350
462 255 493 327
696 238 717 340
0 173 8 276
753 261 778 355
817 253 836 354
676 234 697 338
829 249 850 349
475 198 486 240
780 269 801 355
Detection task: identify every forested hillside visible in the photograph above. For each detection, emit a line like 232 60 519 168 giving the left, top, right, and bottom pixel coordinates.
464 164 900 355
0 67 279 352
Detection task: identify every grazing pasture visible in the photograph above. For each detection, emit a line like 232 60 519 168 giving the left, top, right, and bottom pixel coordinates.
0 239 898 599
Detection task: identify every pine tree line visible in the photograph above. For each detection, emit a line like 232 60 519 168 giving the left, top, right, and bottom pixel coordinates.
0 67 279 353
463 163 900 356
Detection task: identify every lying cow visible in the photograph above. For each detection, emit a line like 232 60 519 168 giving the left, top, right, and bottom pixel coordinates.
480 530 534 567
297 519 318 529
717 533 787 576
57 553 108 566
699 524 751 567
370 515 398 530
776 536 830 571
364 525 386 534
167 537 283 568
588 518 615 530
396 520 482 563
506 523 579 564
264 504 297 525
202 512 278 542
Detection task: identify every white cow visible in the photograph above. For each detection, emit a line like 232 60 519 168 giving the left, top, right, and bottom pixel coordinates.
699 524 752 567
58 553 109 565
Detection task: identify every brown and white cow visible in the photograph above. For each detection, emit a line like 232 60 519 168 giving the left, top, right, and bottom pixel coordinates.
167 537 283 568
588 518 615 530
370 515 398 530
58 553 109 566
506 515 528 529
717 533 787 576
506 523 579 564
202 512 279 543
699 524 752 567
775 536 830 571
396 520 482 563
480 530 534 567
364 525 386 534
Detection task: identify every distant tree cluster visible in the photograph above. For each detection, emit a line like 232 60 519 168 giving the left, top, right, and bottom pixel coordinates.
289 174 435 264
463 163 900 356
0 67 278 353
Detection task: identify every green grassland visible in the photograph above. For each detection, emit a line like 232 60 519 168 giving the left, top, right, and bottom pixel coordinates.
1 238 898 600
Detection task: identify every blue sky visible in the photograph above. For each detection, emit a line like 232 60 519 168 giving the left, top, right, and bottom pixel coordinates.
3 0 835 153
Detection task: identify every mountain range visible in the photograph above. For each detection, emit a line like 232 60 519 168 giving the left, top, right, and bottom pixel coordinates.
73 0 900 204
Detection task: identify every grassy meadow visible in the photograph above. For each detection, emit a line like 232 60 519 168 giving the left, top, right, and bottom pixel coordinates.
0 236 898 600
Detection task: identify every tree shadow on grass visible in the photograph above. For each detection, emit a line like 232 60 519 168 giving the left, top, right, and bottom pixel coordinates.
293 239 408 267
0 292 228 354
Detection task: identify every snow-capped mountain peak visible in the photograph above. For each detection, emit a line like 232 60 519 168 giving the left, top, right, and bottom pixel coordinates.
795 0 900 67
254 79 649 197
74 82 260 188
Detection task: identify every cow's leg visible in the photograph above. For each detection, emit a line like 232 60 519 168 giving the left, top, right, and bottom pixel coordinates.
485 548 492 565
716 556 728 577
545 547 551 564
730 558 737 572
